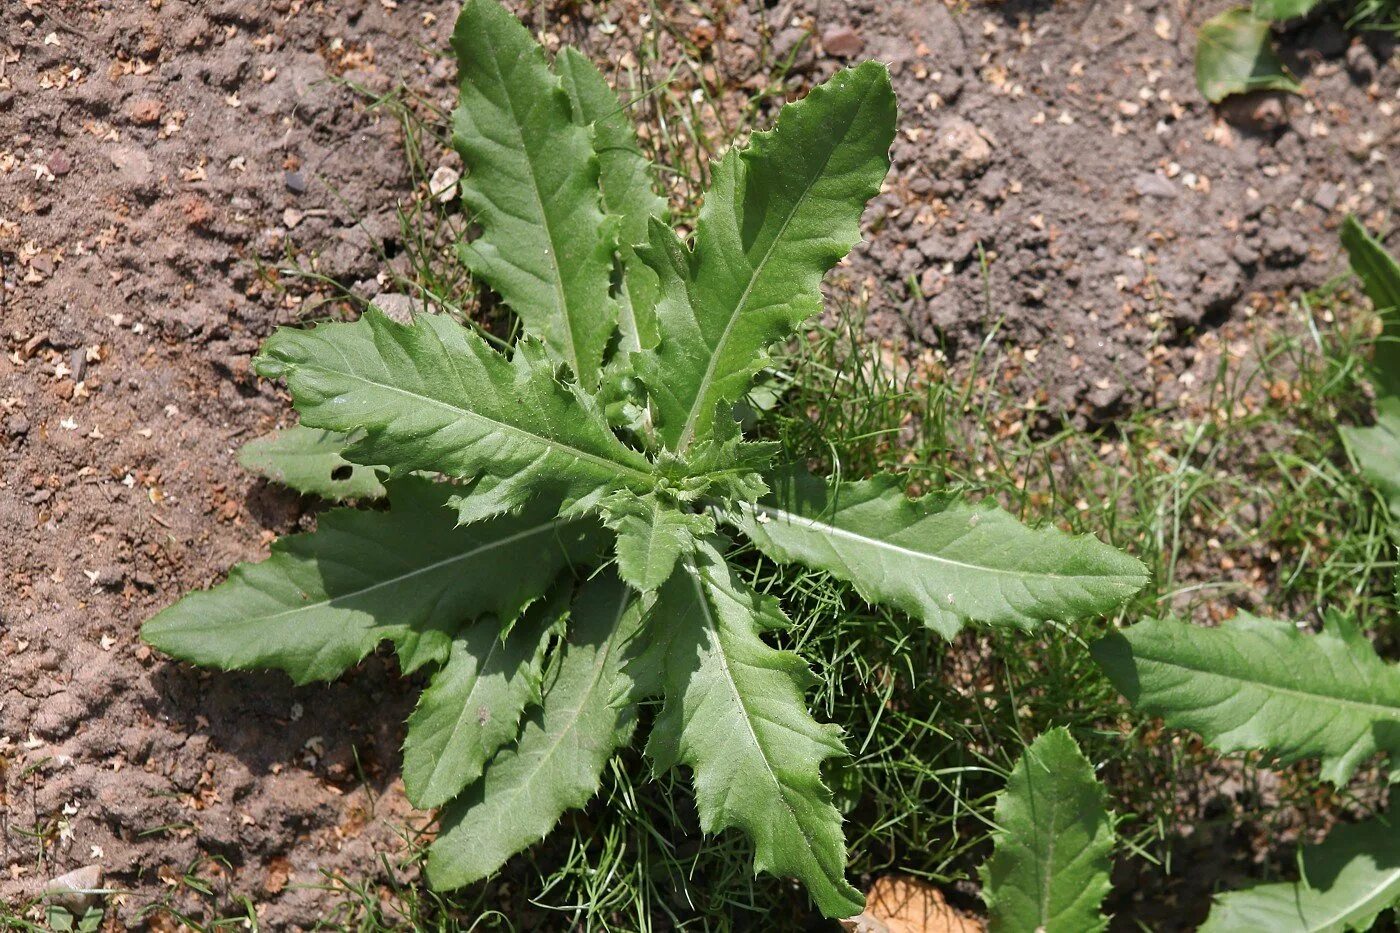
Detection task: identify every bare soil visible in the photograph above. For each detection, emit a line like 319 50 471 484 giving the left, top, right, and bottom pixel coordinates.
1 0 1395 928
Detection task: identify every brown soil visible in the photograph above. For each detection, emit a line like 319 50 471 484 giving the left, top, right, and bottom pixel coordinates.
1 0 1394 928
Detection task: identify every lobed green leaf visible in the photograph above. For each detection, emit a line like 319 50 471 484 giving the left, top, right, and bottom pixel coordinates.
427 571 642 889
735 469 1148 638
450 0 617 384
556 47 666 353
635 539 863 919
141 478 598 685
254 310 656 519
600 490 714 592
634 61 896 453
1093 613 1400 785
402 586 567 809
981 727 1116 933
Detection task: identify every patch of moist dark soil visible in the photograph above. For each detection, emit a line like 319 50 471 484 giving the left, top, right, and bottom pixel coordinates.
1 0 1395 927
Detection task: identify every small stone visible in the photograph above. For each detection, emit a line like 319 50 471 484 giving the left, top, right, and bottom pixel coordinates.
44 864 104 915
69 348 87 383
284 170 307 194
6 413 30 437
821 26 865 58
929 116 993 180
1217 91 1289 132
94 567 125 588
370 293 429 324
1313 183 1340 211
428 165 460 203
46 150 72 176
124 97 164 126
108 145 154 186
1132 172 1178 199
1346 42 1377 83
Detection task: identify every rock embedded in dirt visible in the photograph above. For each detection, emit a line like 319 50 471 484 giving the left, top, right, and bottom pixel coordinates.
1217 91 1289 132
1346 42 1378 82
1262 228 1307 268
44 864 104 915
821 26 865 58
46 150 72 177
1132 172 1178 200
123 97 164 125
929 116 992 180
371 293 429 324
284 170 308 194
6 413 30 438
108 145 153 180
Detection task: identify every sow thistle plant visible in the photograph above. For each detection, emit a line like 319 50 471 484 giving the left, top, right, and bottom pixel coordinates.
143 0 1146 917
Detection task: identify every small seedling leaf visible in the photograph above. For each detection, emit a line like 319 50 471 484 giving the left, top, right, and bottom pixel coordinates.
982 727 1116 933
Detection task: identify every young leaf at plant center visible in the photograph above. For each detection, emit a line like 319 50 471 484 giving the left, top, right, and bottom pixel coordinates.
981 727 1116 933
402 586 568 809
141 478 599 685
427 571 641 889
1092 613 1400 784
634 540 863 919
735 469 1148 639
1199 816 1400 933
555 47 666 353
254 310 656 518
634 61 897 453
1195 9 1301 103
600 490 714 591
450 0 617 384
237 424 385 501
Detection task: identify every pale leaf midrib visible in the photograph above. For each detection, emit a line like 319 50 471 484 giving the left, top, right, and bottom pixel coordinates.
743 501 1139 585
1137 644 1400 720
1309 867 1400 931
298 360 653 488
475 24 587 378
190 518 570 628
